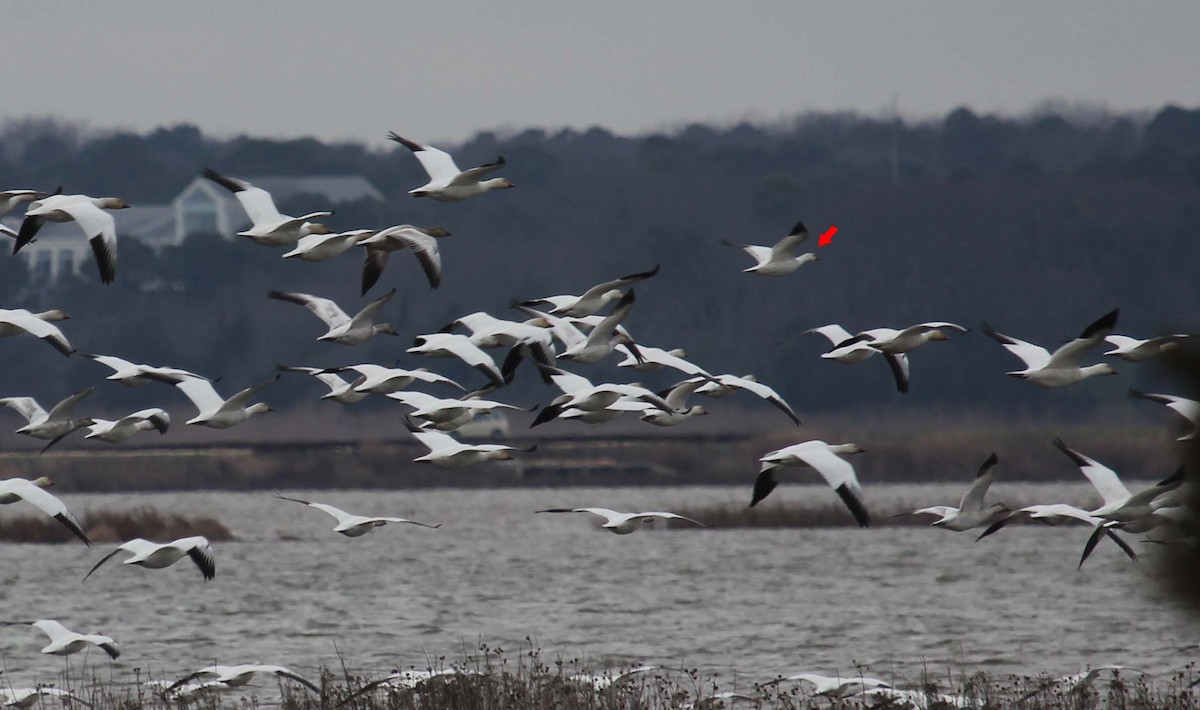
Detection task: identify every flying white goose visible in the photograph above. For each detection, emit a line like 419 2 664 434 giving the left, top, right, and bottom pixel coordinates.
907 454 1009 531
563 665 659 691
775 673 890 699
0 188 55 216
0 308 73 356
536 508 703 534
84 353 208 386
15 194 129 283
640 379 710 426
1 687 89 709
691 373 801 425
84 535 215 581
405 418 534 467
528 365 670 427
1129 389 1200 440
1 619 119 659
977 502 1138 566
557 290 641 364
84 408 170 443
446 313 558 373
407 333 506 388
283 229 375 262
167 664 319 694
0 387 95 450
0 477 89 544
615 343 710 376
275 494 440 536
1104 334 1191 362
358 224 449 293
1052 437 1182 524
558 400 655 425
388 391 523 431
720 221 817 275
146 679 233 700
269 288 399 345
753 440 870 527
388 132 513 201
806 325 909 393
277 365 370 404
328 363 464 395
520 265 660 317
983 309 1119 388
202 168 332 246
169 376 276 428
858 321 968 354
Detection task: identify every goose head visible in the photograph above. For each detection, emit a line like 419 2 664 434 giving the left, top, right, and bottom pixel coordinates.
420 226 452 237
927 330 950 342
483 178 515 190
35 309 70 322
306 223 334 236
98 198 131 209
374 324 400 337
247 403 274 416
831 443 867 455
30 476 54 488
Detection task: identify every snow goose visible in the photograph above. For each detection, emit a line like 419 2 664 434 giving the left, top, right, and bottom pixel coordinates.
167 664 320 694
329 363 464 395
806 325 908 393
404 418 534 467
774 673 889 699
536 508 703 534
0 477 89 544
720 221 817 275
907 453 1009 531
528 365 670 427
388 391 523 431
439 313 556 383
559 290 641 364
168 376 276 428
84 353 208 386
0 387 95 451
615 343 710 377
977 501 1138 566
1021 666 1146 701
1 619 119 659
358 224 449 293
275 494 440 536
15 194 129 283
283 229 375 262
1 687 89 709
407 333 506 388
0 308 73 356
1104 334 1191 362
691 373 800 425
388 132 513 201
84 535 215 581
753 440 870 527
1129 389 1200 440
0 188 55 216
1052 437 1182 524
277 365 370 404
269 288 399 345
84 408 169 443
982 309 1119 388
563 665 660 691
202 168 333 246
520 265 660 317
640 379 710 426
858 321 968 354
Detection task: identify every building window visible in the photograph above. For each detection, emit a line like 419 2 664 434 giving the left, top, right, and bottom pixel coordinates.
181 190 219 236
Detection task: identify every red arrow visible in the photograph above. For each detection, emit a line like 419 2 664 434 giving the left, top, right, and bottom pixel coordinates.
818 225 838 247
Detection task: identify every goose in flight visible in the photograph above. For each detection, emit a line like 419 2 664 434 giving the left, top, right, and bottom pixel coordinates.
720 221 817 275
857 321 968 354
407 333 506 389
444 312 558 373
84 408 170 443
528 365 670 427
388 391 523 431
983 309 1119 388
806 325 909 393
404 418 534 467
0 477 89 544
168 376 276 428
283 229 375 262
275 494 440 536
0 387 95 451
166 664 320 694
84 353 208 386
977 502 1139 565
358 225 450 293
15 194 129 283
563 665 659 691
1129 389 1200 441
615 343 710 377
388 132 513 201
202 168 333 245
520 265 660 317
1 687 90 709
907 454 1009 531
1104 334 1191 362
0 188 55 216
640 379 710 426
85 535 216 581
327 363 464 395
0 308 73 356
691 373 800 426
536 508 703 534
1 619 119 659
269 288 399 345
753 440 870 527
778 673 890 699
1051 437 1182 525
551 290 642 364
277 365 370 404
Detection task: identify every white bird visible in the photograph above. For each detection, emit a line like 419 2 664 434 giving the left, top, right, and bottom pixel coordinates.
146 679 232 701
0 188 54 216
615 343 710 377
407 333 506 389
1021 666 1146 700
202 168 332 246
84 353 208 386
640 379 710 427
753 440 870 527
520 265 660 317
806 325 909 393
15 194 130 283
563 665 660 691
1129 389 1200 441
329 363 464 395
857 321 968 354
1 687 90 709
691 373 801 425
84 535 216 581
166 664 320 694
358 224 450 293
84 408 170 443
557 290 642 364
0 387 95 451
388 132 514 201
283 229 375 262
528 366 670 427
536 507 703 534
269 288 399 345
0 308 73 357
720 221 817 275
778 673 890 699
277 365 370 404
444 312 557 383
2 619 119 659
983 309 1119 388
405 418 534 467
977 502 1139 566
276 494 440 536
1104 334 1190 362
387 391 523 431
1052 437 1181 525
0 476 89 544
907 453 1009 531
170 376 276 428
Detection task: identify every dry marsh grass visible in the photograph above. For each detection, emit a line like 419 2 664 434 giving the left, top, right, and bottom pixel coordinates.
0 508 233 544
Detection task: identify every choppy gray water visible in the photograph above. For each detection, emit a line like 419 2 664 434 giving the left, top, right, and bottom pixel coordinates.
1 484 1198 688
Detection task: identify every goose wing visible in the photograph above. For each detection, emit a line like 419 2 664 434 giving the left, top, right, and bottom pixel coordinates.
807 324 856 348
270 290 350 330
770 221 809 258
717 375 800 425
631 511 705 527
275 493 354 525
117 408 170 434
348 288 396 329
0 310 73 356
219 376 278 413
3 480 89 544
0 397 47 423
1046 309 1119 368
48 387 95 420
1052 438 1132 505
403 418 462 453
178 536 216 580
958 453 999 512
173 378 226 413
54 200 118 284
1130 389 1200 425
202 168 285 225
392 228 443 289
585 289 636 345
387 133 462 183
883 352 910 394
449 156 507 186
719 239 772 265
786 444 870 527
576 265 660 303
982 324 1051 369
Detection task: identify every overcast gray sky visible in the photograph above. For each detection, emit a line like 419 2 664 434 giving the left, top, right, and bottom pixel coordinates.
6 1 1199 145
